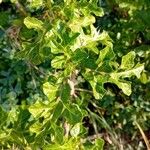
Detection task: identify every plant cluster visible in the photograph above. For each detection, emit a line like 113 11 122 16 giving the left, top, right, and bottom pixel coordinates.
0 0 149 149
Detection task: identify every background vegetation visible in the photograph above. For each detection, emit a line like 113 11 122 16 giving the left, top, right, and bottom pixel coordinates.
0 0 150 149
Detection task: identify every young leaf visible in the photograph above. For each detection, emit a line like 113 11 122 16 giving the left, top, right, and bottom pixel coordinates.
43 82 59 101
70 123 80 137
43 137 80 150
29 100 56 118
24 17 44 31
51 56 66 69
116 64 144 79
29 122 43 133
28 0 43 9
95 138 105 150
51 124 64 144
120 51 136 69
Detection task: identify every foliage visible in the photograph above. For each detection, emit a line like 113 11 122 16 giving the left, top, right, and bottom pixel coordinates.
0 0 149 149
96 0 150 149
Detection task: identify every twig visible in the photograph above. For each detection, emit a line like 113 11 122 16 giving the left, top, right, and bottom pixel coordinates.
75 88 93 94
14 1 27 17
27 61 46 76
135 121 150 150
81 133 103 143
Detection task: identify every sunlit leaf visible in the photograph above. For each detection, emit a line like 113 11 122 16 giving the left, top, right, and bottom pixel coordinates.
28 0 43 8
120 51 136 69
24 17 44 31
112 64 144 79
51 124 64 144
43 137 80 150
70 123 80 137
29 100 56 118
51 56 66 69
43 82 59 101
109 78 132 96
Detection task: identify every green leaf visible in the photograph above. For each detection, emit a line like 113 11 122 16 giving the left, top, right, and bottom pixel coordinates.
43 82 58 101
72 49 97 69
71 26 109 51
0 12 9 27
83 138 104 150
43 137 80 150
33 121 51 145
24 17 44 31
97 61 113 73
51 56 66 69
64 6 74 20
94 138 104 150
56 22 79 46
51 101 64 122
112 64 144 79
69 16 95 32
0 107 7 126
29 100 56 118
98 45 115 62
109 78 132 96
88 0 104 17
52 124 64 144
15 108 31 130
49 40 64 54
72 49 88 63
120 51 136 69
60 83 71 103
27 45 43 65
109 64 144 95
10 130 25 146
28 0 43 8
82 58 98 69
140 72 149 84
29 122 43 133
63 104 83 124
40 46 51 57
89 80 105 99
89 75 108 99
